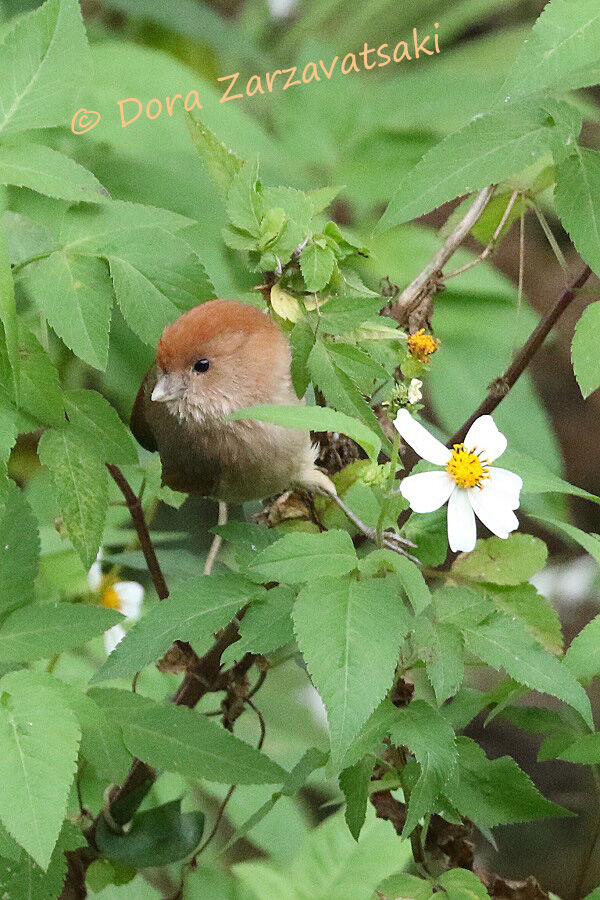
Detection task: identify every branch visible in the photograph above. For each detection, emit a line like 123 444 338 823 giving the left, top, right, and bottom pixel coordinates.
387 185 496 327
448 264 593 447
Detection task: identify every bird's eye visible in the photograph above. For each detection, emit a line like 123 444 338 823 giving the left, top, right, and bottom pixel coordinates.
193 359 210 373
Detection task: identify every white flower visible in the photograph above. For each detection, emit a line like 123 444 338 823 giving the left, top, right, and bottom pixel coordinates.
407 378 423 404
394 410 522 553
88 554 144 656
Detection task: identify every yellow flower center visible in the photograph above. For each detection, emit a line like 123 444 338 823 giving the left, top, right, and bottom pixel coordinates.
446 443 490 489
102 585 121 610
407 329 440 363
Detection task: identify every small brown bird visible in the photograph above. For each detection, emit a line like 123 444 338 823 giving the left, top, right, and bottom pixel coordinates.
131 299 415 567
131 300 334 504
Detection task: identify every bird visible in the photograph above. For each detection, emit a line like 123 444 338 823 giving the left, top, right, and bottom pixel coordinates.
131 299 416 569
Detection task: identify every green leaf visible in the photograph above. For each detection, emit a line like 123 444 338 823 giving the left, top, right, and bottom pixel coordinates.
0 324 63 427
486 584 563 654
229 403 381 461
307 186 343 216
38 427 108 569
378 100 580 229
0 822 83 900
300 242 335 292
378 874 432 900
226 157 263 236
433 585 493 628
0 479 39 616
307 339 384 441
325 344 389 392
413 617 464 705
564 614 600 682
0 602 122 662
122 702 286 785
221 585 295 665
186 115 243 195
294 575 408 770
451 534 548 585
0 0 90 136
444 737 572 827
0 399 17 466
555 148 600 282
501 447 600 505
0 669 80 869
559 732 600 764
0 144 108 203
23 251 112 370
571 301 600 399
340 699 401 771
318 296 384 335
0 211 56 267
359 549 431 615
437 868 490 899
64 389 138 465
0 232 18 403
93 574 260 682
249 530 357 585
96 799 204 867
462 615 593 727
289 316 315 398
533 514 600 565
501 0 600 98
339 756 373 841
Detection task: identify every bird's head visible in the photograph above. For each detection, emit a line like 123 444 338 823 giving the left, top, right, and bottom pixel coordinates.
151 300 292 422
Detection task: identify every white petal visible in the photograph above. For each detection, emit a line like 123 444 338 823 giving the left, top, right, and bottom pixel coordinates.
88 559 103 591
447 488 477 552
464 415 507 462
114 582 144 621
104 624 126 656
468 488 519 540
393 409 451 466
400 471 455 513
487 467 523 510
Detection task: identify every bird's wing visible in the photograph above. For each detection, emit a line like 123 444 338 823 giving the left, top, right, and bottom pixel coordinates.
130 369 158 452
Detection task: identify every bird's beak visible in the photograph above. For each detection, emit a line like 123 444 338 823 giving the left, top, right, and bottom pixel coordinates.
151 373 185 403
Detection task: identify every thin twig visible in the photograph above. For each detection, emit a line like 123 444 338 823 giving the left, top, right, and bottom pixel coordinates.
388 186 496 324
448 264 593 447
106 464 169 600
445 190 519 280
203 500 228 576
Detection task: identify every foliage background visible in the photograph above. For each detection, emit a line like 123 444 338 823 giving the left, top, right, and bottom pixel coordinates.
1 0 600 897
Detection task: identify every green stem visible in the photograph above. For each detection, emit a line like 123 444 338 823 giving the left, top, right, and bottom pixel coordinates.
11 251 53 275
376 431 401 544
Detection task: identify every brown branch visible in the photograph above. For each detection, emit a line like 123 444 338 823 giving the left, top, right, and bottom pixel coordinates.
106 464 169 600
448 264 593 447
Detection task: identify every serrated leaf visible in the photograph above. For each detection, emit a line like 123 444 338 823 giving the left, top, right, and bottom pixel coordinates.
294 575 408 770
0 324 63 427
38 427 108 569
555 148 600 282
533 514 600 565
64 389 138 465
444 737 571 827
226 157 263 236
0 0 90 136
0 399 17 465
378 100 580 229
378 873 433 900
248 530 357 584
122 702 286 785
229 402 380 460
359 549 431 615
571 301 600 399
96 799 204 867
437 868 491 899
462 615 593 727
318 296 384 335
325 343 389 391
487 584 563 654
564 614 600 682
413 617 464 705
0 602 122 662
300 241 335 292
559 732 600 764
93 574 260 682
289 316 315 397
0 479 39 616
221 585 295 665
0 821 83 900
500 0 600 99
501 447 600 505
339 756 373 841
0 143 108 203
186 115 243 194
433 585 493 628
307 186 343 216
0 670 80 869
451 534 548 585
0 211 56 267
23 251 112 370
